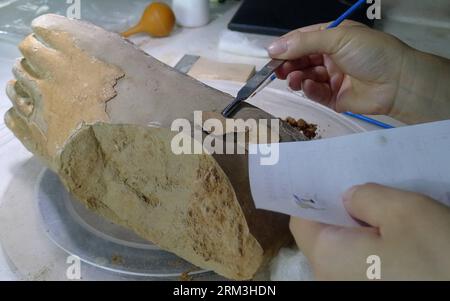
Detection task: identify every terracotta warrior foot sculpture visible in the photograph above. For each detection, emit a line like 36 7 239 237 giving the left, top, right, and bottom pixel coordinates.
4 14 301 280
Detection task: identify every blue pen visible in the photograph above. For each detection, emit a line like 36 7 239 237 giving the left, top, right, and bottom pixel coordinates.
343 112 395 129
328 0 367 29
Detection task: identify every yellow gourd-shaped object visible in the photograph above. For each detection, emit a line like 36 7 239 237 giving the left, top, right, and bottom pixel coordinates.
122 2 176 38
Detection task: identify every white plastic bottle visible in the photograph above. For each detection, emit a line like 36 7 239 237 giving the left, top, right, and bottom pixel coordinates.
172 0 210 28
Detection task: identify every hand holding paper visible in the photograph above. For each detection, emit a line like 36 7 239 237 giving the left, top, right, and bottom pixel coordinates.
290 183 450 280
249 120 450 227
250 120 450 280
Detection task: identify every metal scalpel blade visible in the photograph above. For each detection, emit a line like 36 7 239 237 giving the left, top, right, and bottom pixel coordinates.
221 59 284 118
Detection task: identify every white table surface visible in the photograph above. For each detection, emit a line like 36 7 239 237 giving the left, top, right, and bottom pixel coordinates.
0 1 445 280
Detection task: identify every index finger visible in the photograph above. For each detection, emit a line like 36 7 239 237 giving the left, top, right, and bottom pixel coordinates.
275 55 324 79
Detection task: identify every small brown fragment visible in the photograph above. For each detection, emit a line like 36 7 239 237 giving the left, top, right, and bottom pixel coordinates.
180 271 194 281
284 117 318 139
112 254 124 265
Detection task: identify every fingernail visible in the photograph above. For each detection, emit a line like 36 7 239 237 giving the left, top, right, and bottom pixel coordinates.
343 186 358 203
267 38 288 56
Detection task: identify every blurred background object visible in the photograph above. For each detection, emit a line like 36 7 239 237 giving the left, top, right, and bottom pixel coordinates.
0 0 448 57
374 0 450 59
0 0 152 43
173 0 210 28
122 2 175 37
228 0 374 36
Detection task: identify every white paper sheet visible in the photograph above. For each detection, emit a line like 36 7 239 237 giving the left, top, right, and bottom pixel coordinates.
249 120 450 227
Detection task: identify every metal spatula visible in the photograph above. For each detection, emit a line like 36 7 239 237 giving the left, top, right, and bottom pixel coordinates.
221 59 284 118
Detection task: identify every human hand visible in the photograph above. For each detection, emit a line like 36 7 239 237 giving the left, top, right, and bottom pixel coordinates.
290 184 450 280
268 21 450 124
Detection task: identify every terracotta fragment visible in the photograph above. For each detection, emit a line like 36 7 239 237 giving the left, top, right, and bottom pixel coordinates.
4 14 299 280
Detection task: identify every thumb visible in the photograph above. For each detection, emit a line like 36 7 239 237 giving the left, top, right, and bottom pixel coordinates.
267 27 349 59
343 183 432 229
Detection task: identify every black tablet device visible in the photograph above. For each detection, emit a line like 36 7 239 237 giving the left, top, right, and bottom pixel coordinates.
228 0 374 36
